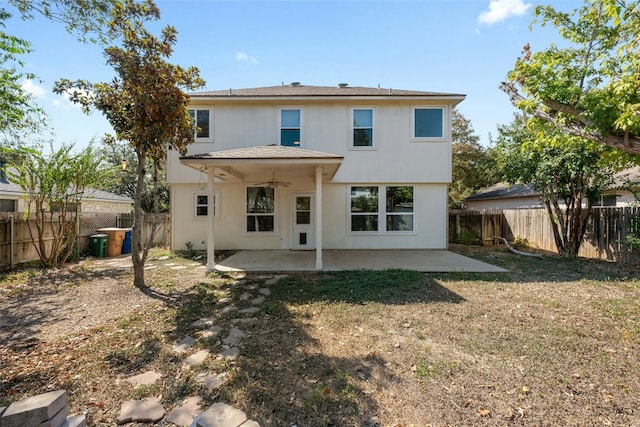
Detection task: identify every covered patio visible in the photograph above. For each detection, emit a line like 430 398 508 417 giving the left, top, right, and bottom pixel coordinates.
215 249 507 273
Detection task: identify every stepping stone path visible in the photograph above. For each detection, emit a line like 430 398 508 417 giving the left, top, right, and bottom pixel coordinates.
116 397 165 425
126 371 163 387
115 274 286 426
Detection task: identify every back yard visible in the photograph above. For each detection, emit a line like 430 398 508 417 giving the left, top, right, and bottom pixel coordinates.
1 245 639 426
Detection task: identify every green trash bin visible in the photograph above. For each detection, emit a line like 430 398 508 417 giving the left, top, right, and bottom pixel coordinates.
89 234 108 258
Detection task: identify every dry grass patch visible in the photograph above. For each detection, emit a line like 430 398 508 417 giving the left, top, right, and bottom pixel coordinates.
1 247 639 426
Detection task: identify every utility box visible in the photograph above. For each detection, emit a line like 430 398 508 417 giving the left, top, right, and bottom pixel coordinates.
89 234 108 258
97 228 126 257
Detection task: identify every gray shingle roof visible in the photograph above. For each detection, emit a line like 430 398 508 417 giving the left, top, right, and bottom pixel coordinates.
465 183 539 201
182 145 343 160
0 174 132 203
191 84 465 99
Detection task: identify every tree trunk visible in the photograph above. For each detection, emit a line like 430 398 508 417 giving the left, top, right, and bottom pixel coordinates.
131 147 147 288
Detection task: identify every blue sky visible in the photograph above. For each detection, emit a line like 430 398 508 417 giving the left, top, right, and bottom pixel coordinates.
9 0 579 149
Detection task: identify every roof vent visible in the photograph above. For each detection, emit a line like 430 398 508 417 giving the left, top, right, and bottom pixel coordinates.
290 82 301 87
338 83 349 88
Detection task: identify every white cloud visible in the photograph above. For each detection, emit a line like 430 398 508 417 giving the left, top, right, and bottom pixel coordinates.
235 52 258 64
21 79 47 99
478 0 532 25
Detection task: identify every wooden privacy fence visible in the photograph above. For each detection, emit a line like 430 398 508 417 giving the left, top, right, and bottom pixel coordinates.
1 212 170 270
450 207 639 264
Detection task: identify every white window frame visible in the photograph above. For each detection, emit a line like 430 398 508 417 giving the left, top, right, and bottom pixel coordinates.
188 107 214 142
0 198 18 212
279 107 303 147
245 186 277 234
347 185 415 235
411 106 446 141
350 107 376 150
194 191 220 219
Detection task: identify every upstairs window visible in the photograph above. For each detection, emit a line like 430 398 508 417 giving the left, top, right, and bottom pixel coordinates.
352 108 374 147
280 109 301 146
188 108 212 141
413 107 444 139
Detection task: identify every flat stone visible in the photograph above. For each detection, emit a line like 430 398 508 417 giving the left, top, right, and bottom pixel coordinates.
250 296 265 305
220 305 237 314
158 255 170 260
184 350 209 368
217 297 232 305
239 292 251 301
126 371 163 387
193 403 246 427
240 421 260 427
265 275 287 286
219 347 240 361
144 265 157 270
231 318 256 324
224 328 246 345
165 262 178 266
116 397 164 425
238 307 260 315
234 279 247 285
197 372 228 392
258 288 271 296
2 390 67 427
200 325 222 338
171 266 187 270
165 396 202 426
191 318 214 328
62 415 86 427
36 405 66 427
173 336 197 353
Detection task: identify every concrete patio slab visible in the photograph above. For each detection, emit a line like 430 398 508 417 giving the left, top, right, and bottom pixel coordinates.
215 249 506 273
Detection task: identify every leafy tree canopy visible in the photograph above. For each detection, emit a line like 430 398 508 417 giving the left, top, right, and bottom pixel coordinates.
501 0 640 155
0 9 44 143
54 0 205 287
493 114 633 256
450 109 499 208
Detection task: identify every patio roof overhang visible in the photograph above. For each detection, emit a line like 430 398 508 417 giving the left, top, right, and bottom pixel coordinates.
179 145 344 183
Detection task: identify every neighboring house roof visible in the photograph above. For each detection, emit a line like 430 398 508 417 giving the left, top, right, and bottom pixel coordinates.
465 183 539 202
190 83 465 100
0 174 132 203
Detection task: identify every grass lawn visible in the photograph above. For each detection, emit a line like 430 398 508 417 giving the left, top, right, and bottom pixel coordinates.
1 245 639 426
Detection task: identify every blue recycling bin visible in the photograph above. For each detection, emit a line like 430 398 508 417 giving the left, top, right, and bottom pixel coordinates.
121 229 132 254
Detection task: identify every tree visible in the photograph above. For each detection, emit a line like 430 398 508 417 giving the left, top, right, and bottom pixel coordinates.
7 143 116 267
1 1 115 145
450 109 498 208
501 0 640 155
55 0 205 288
0 9 43 144
99 141 169 213
494 114 630 256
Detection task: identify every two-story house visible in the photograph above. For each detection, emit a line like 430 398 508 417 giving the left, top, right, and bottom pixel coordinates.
167 83 465 270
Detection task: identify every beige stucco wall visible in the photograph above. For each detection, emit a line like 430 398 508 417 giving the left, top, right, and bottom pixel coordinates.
168 101 453 185
170 181 448 252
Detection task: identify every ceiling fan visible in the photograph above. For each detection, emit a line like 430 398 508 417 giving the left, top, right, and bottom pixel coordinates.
254 169 291 188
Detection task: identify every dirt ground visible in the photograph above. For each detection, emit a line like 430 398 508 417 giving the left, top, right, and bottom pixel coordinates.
1 246 639 426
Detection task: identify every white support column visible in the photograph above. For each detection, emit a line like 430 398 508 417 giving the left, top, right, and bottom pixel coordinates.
315 165 323 270
206 165 216 271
